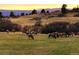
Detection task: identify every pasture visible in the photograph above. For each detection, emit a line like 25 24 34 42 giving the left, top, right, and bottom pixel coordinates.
0 32 79 55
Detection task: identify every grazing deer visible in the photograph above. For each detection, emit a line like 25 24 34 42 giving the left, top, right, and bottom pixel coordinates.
26 30 34 40
48 32 58 39
6 30 9 34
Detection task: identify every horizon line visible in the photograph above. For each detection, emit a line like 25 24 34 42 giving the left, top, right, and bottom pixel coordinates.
0 4 77 10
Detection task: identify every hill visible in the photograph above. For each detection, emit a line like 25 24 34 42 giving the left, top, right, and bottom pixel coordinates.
9 12 79 27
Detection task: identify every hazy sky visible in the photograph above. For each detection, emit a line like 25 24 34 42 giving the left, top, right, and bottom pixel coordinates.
0 4 78 10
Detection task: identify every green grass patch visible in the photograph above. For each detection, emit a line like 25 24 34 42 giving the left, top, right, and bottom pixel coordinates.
0 32 79 55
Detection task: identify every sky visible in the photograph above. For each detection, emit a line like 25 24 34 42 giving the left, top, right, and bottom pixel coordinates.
0 4 78 10
0 0 79 4
0 0 79 10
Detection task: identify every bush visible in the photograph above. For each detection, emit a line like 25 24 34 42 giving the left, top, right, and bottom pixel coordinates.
0 18 21 32
41 22 70 33
73 22 79 32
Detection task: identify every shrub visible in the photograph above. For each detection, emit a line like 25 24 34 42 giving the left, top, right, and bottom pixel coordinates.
41 22 70 33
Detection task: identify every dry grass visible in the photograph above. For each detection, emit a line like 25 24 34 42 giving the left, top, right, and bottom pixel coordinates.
9 14 79 26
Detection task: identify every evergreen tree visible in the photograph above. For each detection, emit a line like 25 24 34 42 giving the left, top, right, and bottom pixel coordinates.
47 10 49 13
0 12 3 18
31 9 37 14
10 11 15 17
26 13 28 15
41 9 46 13
21 13 25 16
61 4 67 14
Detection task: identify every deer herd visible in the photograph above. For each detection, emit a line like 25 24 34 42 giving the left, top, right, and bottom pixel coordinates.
5 28 79 40
23 31 79 40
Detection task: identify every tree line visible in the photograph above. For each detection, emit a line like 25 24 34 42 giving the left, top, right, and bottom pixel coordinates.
0 4 79 18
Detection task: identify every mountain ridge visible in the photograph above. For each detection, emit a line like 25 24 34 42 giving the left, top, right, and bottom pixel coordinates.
0 8 61 16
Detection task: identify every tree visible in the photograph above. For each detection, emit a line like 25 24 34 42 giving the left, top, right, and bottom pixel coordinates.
31 9 37 14
41 22 70 33
61 4 67 14
47 10 49 13
72 5 79 12
26 13 28 15
41 9 46 13
0 12 3 18
10 11 15 17
21 13 25 16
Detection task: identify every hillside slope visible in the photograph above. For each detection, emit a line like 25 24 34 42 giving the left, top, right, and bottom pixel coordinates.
9 13 79 26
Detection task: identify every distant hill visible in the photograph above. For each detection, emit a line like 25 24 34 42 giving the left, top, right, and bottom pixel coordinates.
0 8 61 16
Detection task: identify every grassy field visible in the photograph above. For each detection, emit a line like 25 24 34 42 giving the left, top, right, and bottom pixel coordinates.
0 32 79 55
